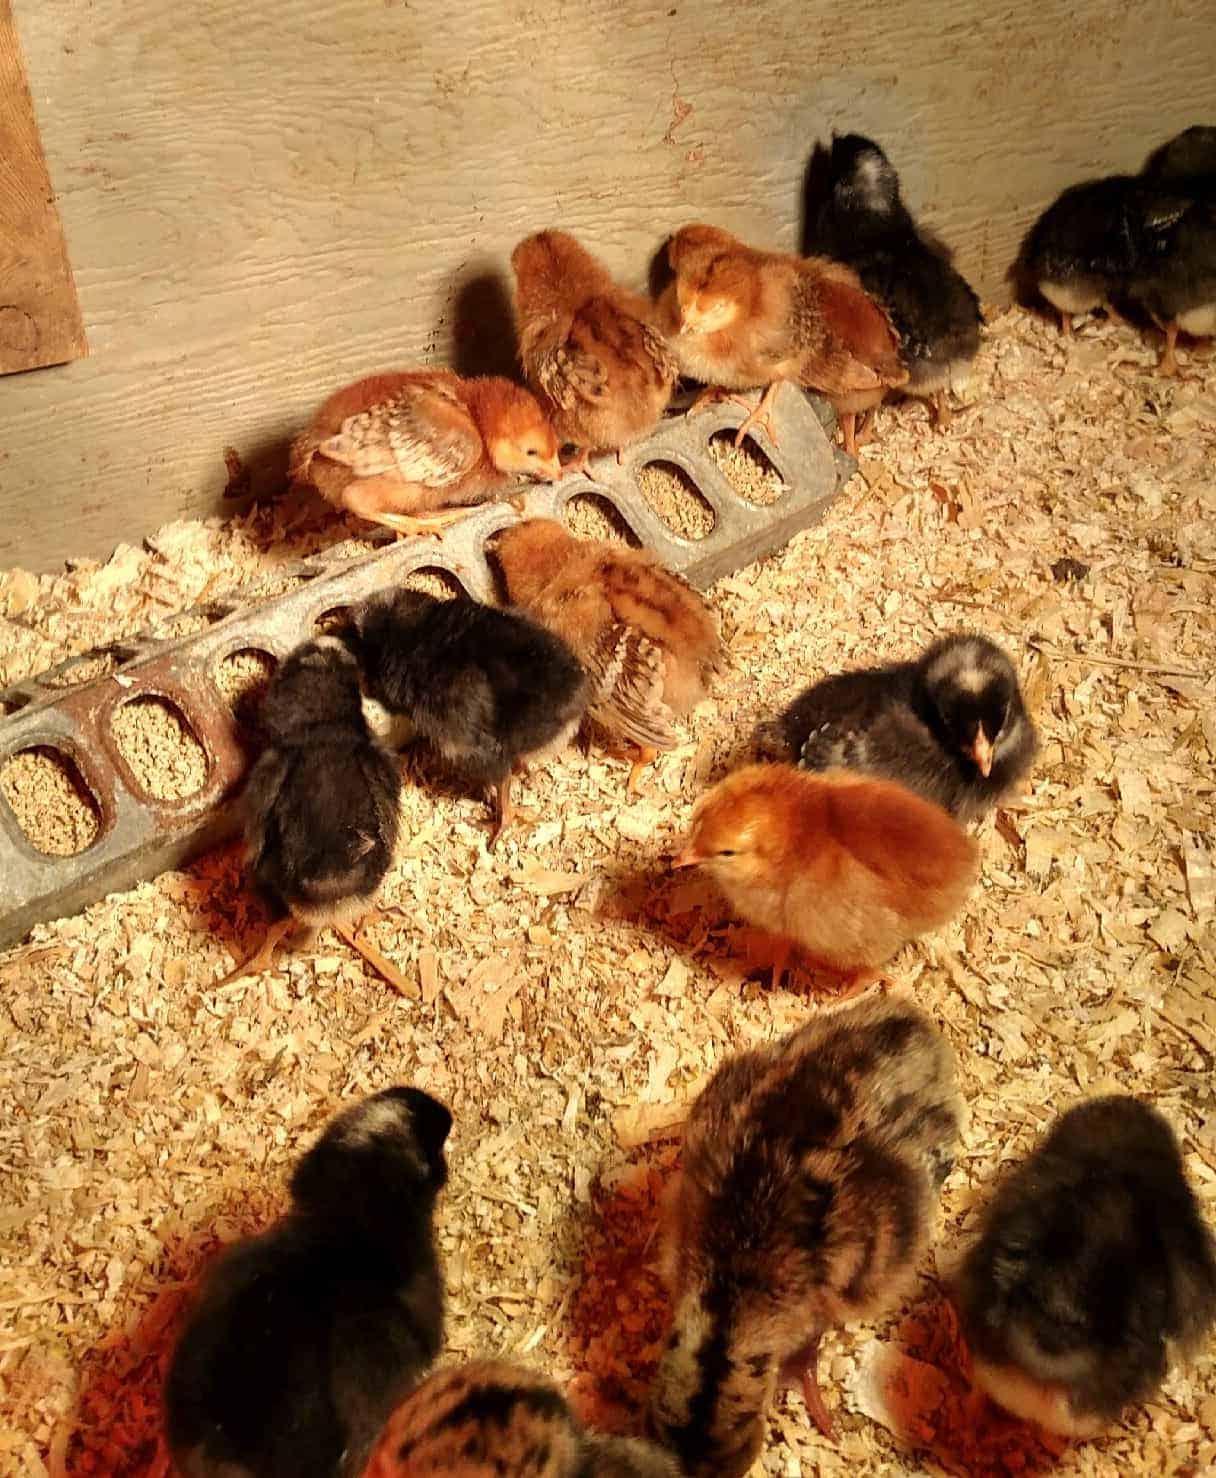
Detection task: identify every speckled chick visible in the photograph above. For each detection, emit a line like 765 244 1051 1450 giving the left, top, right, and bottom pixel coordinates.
237 637 401 975
512 230 677 469
166 1087 451 1478
1143 125 1216 183
492 518 724 792
953 1096 1216 1438
362 1360 679 1477
289 370 561 537
347 589 588 849
806 134 981 440
772 633 1038 823
674 763 978 989
649 996 962 1476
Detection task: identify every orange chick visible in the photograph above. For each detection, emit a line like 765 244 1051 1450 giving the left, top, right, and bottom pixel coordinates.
493 517 724 792
289 369 561 537
512 230 677 472
673 763 977 989
658 223 908 453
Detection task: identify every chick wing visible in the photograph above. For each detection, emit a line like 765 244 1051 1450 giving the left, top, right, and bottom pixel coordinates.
317 376 482 488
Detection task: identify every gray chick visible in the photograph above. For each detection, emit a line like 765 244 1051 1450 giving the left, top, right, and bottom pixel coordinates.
361 1359 679 1477
166 1086 451 1478
952 1095 1216 1437
770 632 1038 823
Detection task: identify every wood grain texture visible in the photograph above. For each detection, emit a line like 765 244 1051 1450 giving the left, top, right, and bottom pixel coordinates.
0 1 86 377
2 0 1214 569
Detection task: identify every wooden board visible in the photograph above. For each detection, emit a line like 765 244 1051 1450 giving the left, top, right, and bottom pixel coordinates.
0 1 86 376
2 0 1215 570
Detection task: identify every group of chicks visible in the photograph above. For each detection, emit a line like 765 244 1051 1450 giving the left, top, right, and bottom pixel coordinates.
163 1026 1216 1478
1019 124 1216 373
165 124 1216 1475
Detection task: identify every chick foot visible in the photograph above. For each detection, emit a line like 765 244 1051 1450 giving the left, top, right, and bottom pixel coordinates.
370 507 475 539
687 386 740 417
780 1339 835 1440
1158 321 1180 377
215 916 296 986
487 775 515 851
733 381 782 449
838 407 876 457
627 745 660 796
931 390 953 431
331 917 412 997
561 448 596 479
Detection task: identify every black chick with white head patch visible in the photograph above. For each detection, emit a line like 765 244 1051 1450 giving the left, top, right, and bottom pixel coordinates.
771 633 1037 823
348 589 588 849
165 1086 452 1478
952 1096 1216 1438
806 133 981 437
229 636 402 981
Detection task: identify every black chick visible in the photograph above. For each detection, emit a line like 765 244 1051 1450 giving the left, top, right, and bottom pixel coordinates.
806 133 982 438
229 636 402 982
1143 125 1216 183
1016 172 1198 341
771 633 1037 823
952 1095 1216 1437
165 1085 452 1478
348 589 589 849
1128 134 1216 375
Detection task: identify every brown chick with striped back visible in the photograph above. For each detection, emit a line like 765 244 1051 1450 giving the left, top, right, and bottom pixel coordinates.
658 223 908 454
648 995 962 1477
492 518 724 793
289 370 561 537
362 1360 679 1477
512 231 678 474
673 764 977 991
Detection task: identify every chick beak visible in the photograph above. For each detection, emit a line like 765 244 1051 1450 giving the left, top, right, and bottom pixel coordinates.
967 726 995 778
534 455 562 482
670 844 702 869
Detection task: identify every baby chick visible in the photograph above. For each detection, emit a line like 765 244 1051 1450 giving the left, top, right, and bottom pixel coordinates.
673 763 977 990
363 1360 679 1477
649 995 961 1475
289 369 561 537
512 230 677 473
953 1096 1216 1438
806 134 982 439
166 1086 452 1478
1129 137 1216 375
492 518 724 792
773 633 1038 823
347 588 588 848
658 223 907 453
229 636 403 984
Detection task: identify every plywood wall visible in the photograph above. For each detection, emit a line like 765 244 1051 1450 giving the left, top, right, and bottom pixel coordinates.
3 0 1214 570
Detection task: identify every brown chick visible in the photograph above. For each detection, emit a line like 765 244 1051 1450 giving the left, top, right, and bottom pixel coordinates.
362 1359 679 1477
492 518 724 792
658 223 908 453
289 369 562 537
672 763 977 990
648 994 962 1476
512 230 678 472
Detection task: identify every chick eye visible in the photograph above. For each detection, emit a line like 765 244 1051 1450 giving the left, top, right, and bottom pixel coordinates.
526 448 538 457
717 848 738 858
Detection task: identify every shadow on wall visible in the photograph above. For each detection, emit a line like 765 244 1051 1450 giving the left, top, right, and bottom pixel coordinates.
451 270 519 379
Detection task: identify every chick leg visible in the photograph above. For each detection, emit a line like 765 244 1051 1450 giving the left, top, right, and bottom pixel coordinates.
331 918 412 997
733 381 782 449
487 775 515 851
688 386 738 416
770 937 793 992
838 410 859 457
931 390 953 430
561 448 595 478
215 916 296 986
367 507 478 539
627 745 659 796
1058 310 1074 337
1158 320 1180 377
780 1339 834 1440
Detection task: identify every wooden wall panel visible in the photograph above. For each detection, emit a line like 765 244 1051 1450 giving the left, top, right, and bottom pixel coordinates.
1 0 1214 569
0 0 86 376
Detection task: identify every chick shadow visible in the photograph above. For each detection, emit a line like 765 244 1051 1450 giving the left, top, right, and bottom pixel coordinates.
52 1214 250 1477
556 1144 678 1434
450 271 520 381
602 860 858 1004
798 141 835 257
870 1293 1067 1478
